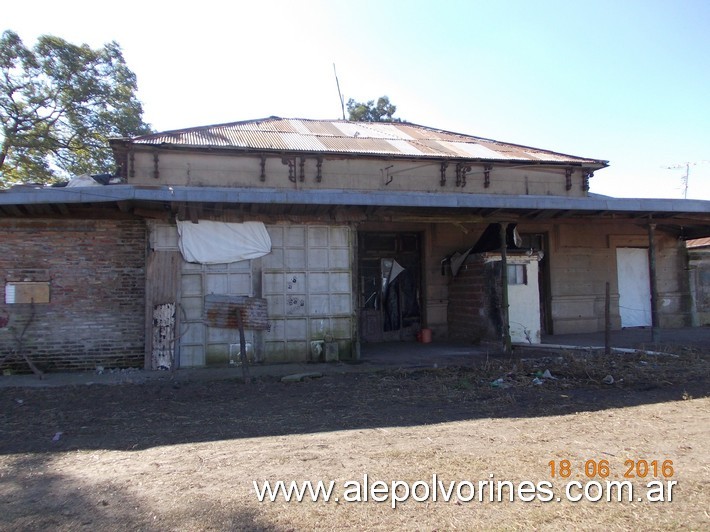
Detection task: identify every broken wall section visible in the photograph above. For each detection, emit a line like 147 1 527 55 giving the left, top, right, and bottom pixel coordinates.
448 256 503 344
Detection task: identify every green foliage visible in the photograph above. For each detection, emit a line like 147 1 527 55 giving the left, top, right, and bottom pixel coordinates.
0 30 151 187
346 95 402 122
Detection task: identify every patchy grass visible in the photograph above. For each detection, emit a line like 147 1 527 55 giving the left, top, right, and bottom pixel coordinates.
0 346 708 530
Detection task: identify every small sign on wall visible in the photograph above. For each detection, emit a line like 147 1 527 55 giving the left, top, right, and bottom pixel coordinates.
4 282 50 304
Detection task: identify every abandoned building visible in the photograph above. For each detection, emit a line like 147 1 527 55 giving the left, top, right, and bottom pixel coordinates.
1 117 709 372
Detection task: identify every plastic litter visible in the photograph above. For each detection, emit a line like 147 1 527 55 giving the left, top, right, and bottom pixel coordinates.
532 377 544 386
542 369 557 380
490 378 512 389
52 432 63 442
602 375 615 385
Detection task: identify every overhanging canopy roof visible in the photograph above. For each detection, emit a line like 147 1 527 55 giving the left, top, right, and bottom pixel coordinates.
1 185 709 238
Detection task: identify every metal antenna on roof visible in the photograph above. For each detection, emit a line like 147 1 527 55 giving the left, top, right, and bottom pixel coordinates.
665 160 710 199
333 63 346 120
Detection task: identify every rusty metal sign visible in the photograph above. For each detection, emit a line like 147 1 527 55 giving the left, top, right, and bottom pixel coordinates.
204 295 269 330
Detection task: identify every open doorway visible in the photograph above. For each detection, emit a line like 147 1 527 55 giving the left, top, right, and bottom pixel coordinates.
358 232 422 342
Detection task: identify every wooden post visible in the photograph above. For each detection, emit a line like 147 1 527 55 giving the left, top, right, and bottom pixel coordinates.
398 280 404 341
203 295 267 383
500 223 512 354
648 223 660 343
235 311 251 384
605 282 611 356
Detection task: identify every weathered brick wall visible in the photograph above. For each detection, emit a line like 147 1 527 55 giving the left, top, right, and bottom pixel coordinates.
0 218 146 372
447 257 502 343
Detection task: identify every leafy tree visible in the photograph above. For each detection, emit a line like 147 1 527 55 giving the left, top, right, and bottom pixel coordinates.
346 95 402 122
0 30 151 187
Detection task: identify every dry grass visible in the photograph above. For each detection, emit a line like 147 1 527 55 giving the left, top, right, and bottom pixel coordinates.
0 346 708 531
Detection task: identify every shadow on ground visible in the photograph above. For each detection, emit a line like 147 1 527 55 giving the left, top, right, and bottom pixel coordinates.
0 452 274 531
1 341 707 455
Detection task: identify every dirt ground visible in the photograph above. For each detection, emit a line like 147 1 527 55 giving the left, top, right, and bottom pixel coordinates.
1 345 708 531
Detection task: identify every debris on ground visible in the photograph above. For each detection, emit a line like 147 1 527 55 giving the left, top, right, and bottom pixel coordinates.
490 377 512 389
281 372 324 383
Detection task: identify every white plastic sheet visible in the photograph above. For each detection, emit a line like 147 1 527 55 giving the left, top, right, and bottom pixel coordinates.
177 220 271 264
65 174 102 187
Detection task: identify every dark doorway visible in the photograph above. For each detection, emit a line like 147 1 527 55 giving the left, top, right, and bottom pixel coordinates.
358 232 423 342
519 232 553 334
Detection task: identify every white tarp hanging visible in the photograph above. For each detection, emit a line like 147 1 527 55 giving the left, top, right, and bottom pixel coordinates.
177 220 271 264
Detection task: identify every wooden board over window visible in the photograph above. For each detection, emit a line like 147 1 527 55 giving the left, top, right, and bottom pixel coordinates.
5 282 50 304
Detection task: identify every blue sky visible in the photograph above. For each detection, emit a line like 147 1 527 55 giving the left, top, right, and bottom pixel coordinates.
4 0 710 199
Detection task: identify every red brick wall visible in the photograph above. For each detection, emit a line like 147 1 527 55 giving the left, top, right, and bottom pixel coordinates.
447 257 502 342
0 218 146 372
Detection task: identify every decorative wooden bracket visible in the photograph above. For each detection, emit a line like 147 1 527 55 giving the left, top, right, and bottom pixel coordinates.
152 151 160 179
583 169 593 192
316 157 323 182
260 155 266 182
128 150 135 178
484 164 492 188
456 162 472 187
440 161 449 186
282 157 297 183
565 168 573 191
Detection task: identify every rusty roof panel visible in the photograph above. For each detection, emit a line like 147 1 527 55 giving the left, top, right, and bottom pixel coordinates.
230 118 298 133
318 135 400 154
278 132 328 151
126 117 607 166
409 140 461 157
331 121 400 140
687 237 710 248
302 120 345 136
404 139 447 156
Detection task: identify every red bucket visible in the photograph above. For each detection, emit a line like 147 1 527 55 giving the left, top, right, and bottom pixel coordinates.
418 328 432 343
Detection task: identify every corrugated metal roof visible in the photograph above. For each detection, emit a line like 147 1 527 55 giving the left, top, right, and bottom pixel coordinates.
687 237 710 248
126 117 607 166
